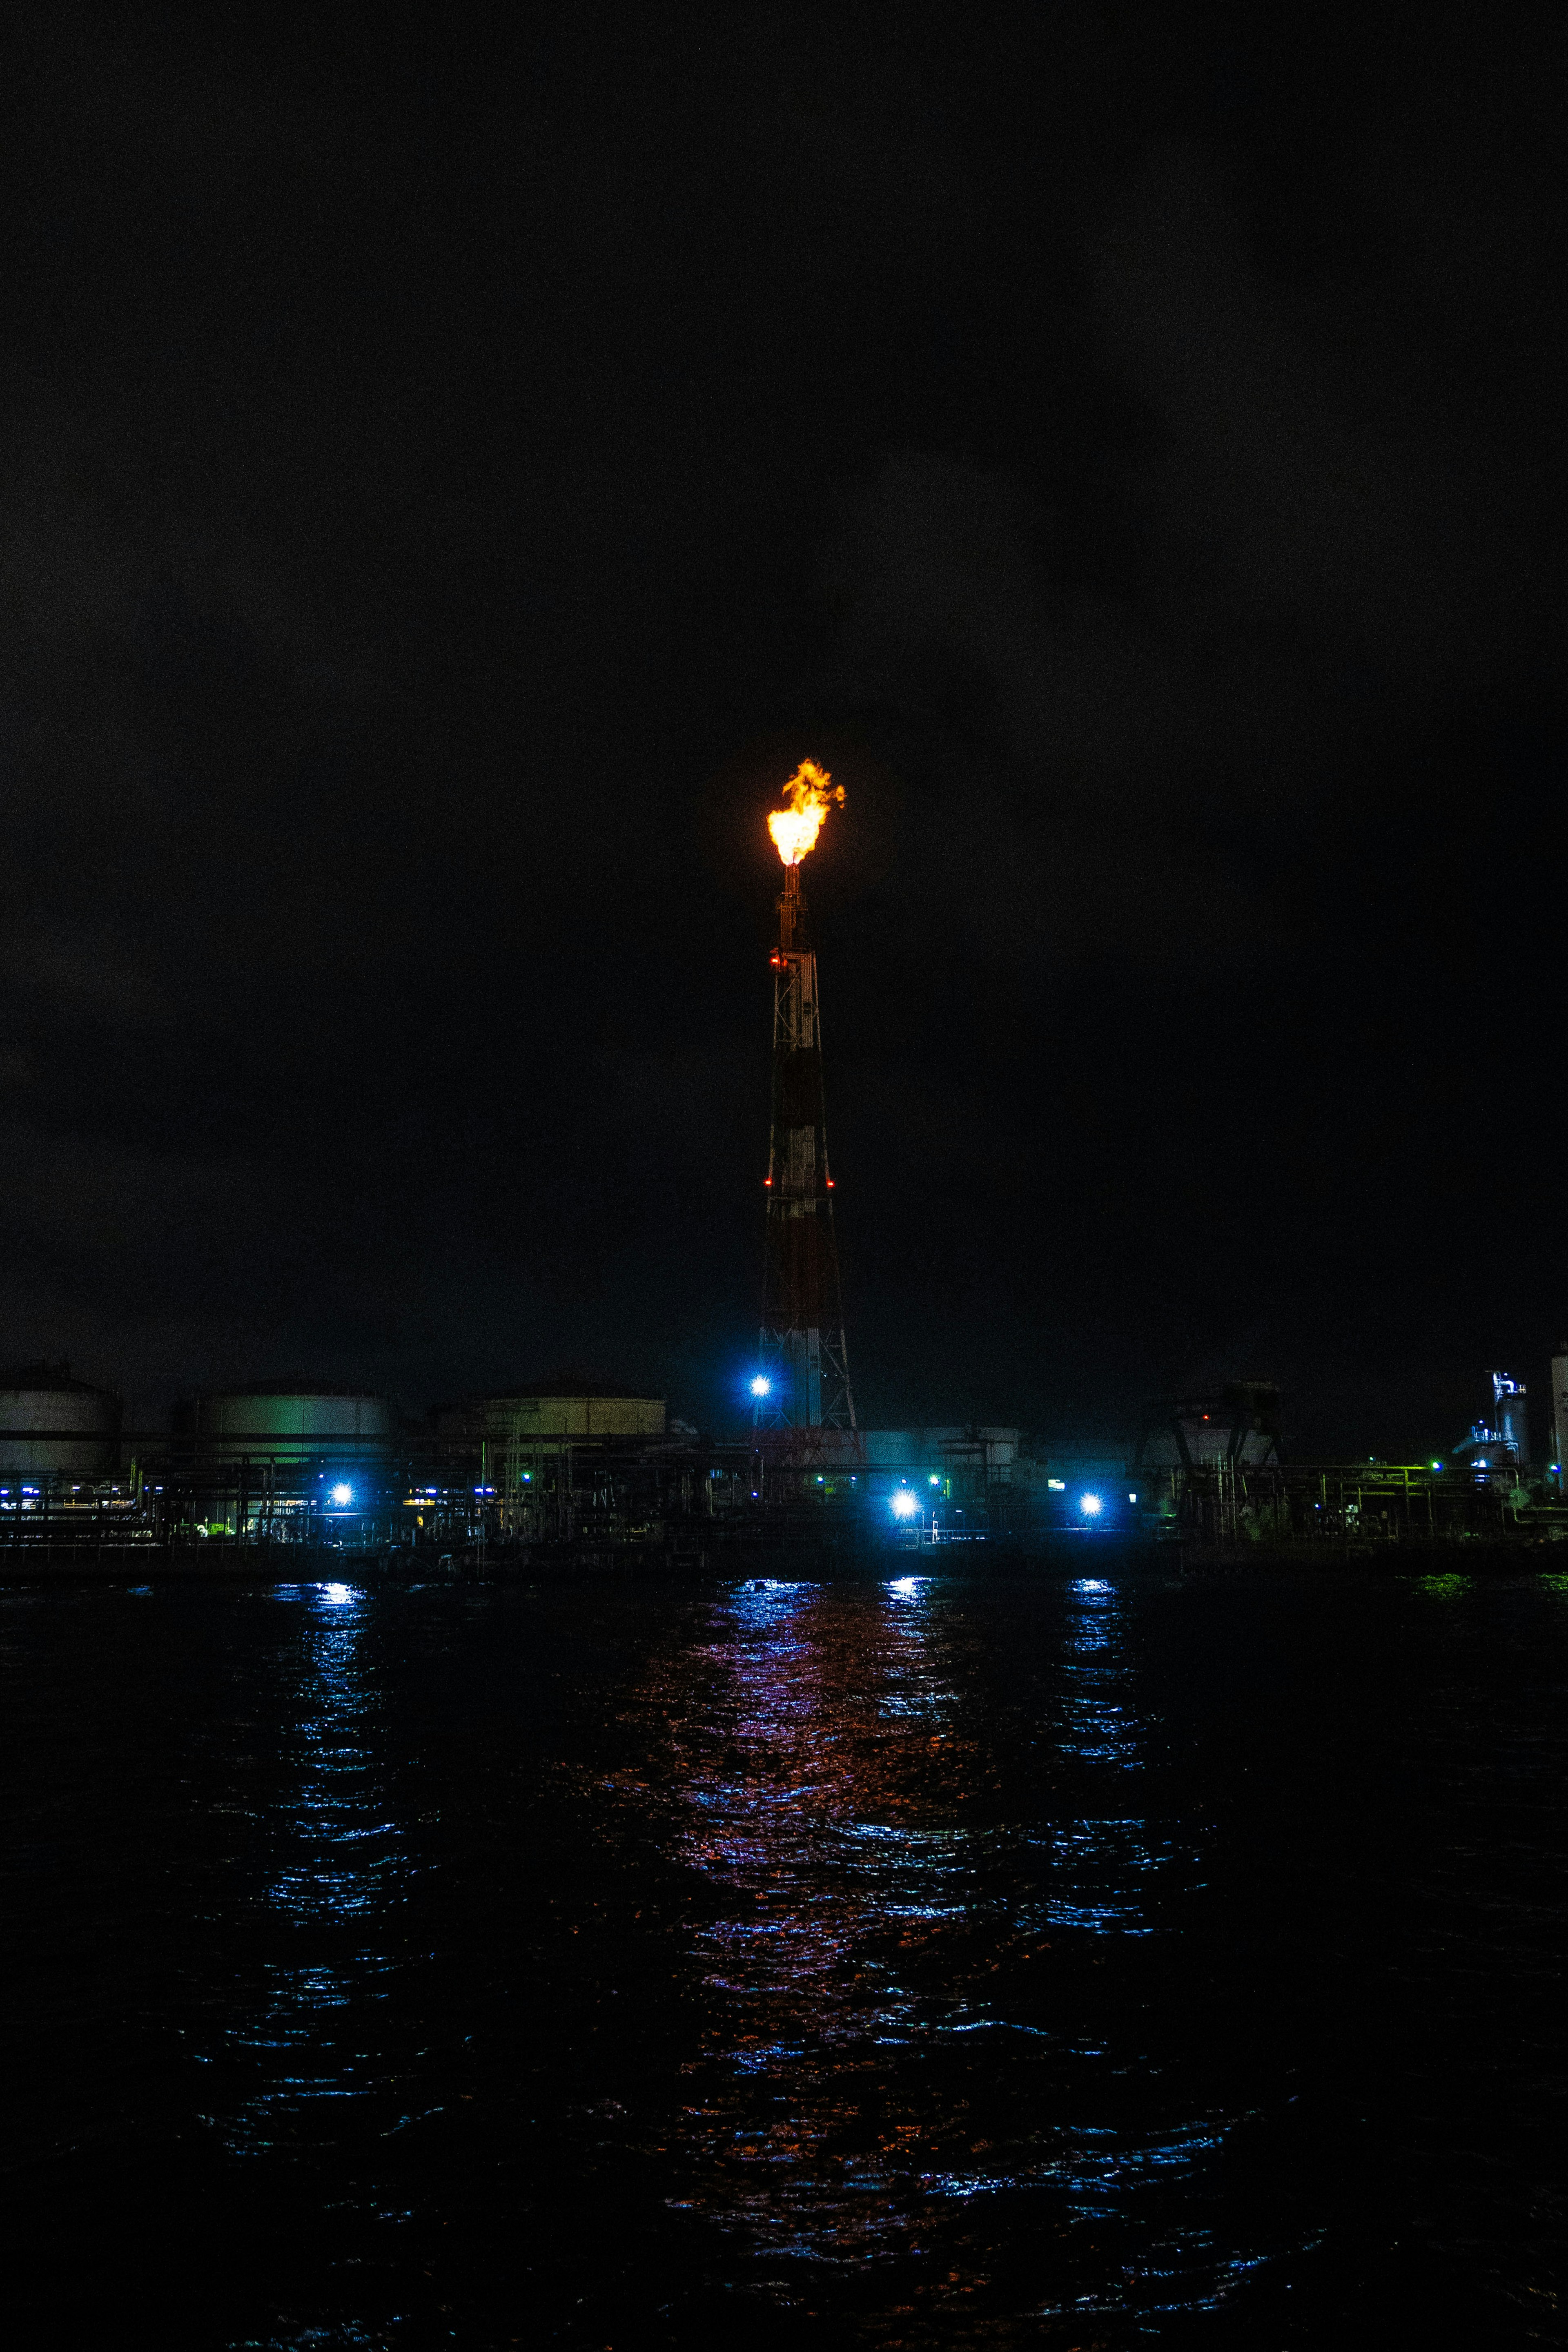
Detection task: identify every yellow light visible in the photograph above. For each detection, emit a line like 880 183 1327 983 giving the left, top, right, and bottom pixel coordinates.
768 760 844 867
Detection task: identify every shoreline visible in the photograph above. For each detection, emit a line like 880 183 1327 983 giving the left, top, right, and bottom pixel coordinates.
2 1532 1564 1587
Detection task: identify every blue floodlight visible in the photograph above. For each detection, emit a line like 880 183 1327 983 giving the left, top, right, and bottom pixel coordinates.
891 1489 920 1518
330 1483 353 1507
1430 1460 1442 1471
750 1376 771 1397
1080 1492 1103 1517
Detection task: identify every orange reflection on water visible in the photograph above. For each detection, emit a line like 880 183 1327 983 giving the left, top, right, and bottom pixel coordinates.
613 1571 1248 2334
634 1575 1011 2265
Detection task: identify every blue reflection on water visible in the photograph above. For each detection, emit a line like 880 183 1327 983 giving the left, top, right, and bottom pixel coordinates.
11 1566 1566 2343
1058 1569 1142 1766
219 1584 405 2159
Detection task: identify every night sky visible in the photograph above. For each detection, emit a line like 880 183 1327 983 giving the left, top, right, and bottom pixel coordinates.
2 6 1564 1456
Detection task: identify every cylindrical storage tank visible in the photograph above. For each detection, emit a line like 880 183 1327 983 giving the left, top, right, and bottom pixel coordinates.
178 1388 394 1465
0 1367 122 1479
1491 1373 1530 1470
470 1392 666 1442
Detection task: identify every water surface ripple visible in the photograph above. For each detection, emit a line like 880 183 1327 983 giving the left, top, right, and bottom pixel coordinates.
3 1567 1565 2346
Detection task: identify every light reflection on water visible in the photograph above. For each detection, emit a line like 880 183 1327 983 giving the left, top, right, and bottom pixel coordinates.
10 1566 1566 2343
626 1571 1248 2323
220 1583 404 2158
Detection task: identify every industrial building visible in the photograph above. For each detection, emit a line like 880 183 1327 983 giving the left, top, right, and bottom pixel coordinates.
3 1354 1568 1566
0 1372 684 1559
1115 1368 1568 1546
164 1385 396 1543
4 779 1567 1569
1450 1371 1532 1482
1135 1382 1283 1475
0 1366 138 1554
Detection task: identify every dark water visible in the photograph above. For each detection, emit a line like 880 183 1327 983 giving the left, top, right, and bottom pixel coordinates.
4 1566 1566 2348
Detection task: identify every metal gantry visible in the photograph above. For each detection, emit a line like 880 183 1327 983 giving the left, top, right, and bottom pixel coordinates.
755 859 858 1458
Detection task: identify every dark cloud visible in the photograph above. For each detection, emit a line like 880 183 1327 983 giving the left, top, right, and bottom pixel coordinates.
0 4 1563 1450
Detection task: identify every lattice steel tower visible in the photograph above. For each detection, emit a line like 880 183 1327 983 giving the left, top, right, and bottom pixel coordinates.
755 855 858 1447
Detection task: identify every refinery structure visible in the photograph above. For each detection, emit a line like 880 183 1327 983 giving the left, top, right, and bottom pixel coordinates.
3 1355 1563 1570
4 764 1568 1570
753 764 858 1461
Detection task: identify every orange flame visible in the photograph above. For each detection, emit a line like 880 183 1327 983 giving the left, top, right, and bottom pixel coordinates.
768 760 845 867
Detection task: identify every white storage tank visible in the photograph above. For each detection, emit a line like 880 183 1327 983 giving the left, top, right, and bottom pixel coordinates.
0 1365 122 1479
178 1387 394 1464
435 1386 666 1445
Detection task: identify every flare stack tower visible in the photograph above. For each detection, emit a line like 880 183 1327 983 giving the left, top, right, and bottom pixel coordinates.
753 763 859 1460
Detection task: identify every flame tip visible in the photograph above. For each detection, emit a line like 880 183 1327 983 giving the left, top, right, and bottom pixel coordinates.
768 758 844 867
